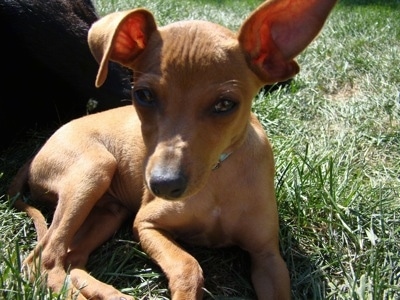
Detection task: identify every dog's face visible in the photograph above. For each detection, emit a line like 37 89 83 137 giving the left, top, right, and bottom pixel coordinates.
129 21 263 199
88 0 337 200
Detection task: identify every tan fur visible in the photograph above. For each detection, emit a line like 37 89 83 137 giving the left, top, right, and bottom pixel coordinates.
9 0 337 299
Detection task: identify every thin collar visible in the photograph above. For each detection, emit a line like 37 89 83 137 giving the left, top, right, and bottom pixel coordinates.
212 152 233 170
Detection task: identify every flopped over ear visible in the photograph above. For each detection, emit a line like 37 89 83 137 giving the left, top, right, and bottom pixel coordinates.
88 9 157 87
239 0 337 84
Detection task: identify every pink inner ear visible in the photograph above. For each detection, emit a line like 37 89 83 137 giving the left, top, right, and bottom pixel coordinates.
111 15 150 63
240 16 300 83
244 5 304 61
239 0 336 83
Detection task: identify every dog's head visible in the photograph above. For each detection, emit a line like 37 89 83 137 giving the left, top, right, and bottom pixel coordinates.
88 0 336 200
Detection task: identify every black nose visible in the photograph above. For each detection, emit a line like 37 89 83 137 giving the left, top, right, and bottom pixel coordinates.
149 169 188 200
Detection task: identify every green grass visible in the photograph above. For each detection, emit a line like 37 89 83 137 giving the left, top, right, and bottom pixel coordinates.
1 0 399 299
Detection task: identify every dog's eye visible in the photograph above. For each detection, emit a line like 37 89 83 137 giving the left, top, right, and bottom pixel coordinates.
213 98 236 113
133 88 156 106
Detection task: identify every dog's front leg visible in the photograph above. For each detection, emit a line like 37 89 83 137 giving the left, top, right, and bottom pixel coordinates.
135 222 204 299
250 251 291 300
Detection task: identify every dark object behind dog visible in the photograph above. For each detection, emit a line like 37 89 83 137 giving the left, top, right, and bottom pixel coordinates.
0 0 132 149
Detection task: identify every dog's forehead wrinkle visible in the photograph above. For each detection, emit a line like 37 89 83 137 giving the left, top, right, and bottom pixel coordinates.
159 21 238 71
163 20 235 40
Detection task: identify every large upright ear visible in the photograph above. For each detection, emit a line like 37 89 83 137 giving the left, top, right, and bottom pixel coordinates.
239 0 337 84
88 9 157 87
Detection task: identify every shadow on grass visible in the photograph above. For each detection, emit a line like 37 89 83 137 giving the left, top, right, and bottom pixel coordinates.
280 221 327 299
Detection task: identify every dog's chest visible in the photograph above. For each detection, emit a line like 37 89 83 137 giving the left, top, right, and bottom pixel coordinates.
173 203 241 248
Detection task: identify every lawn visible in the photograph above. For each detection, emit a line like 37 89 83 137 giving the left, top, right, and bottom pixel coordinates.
1 0 399 299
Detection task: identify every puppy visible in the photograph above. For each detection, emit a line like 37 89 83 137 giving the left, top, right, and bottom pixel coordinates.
9 0 337 299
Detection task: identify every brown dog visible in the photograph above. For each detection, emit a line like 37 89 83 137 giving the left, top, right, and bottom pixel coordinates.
9 0 337 299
